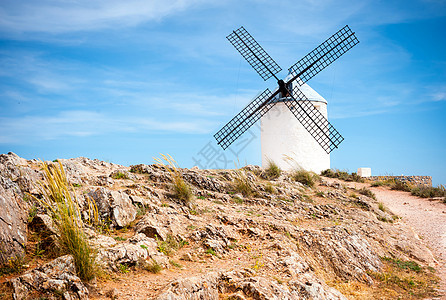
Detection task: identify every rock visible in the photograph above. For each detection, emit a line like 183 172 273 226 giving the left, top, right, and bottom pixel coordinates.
88 187 137 228
136 212 189 241
182 170 227 192
9 255 88 300
297 226 382 283
0 178 27 265
96 233 168 271
190 224 238 253
157 271 347 300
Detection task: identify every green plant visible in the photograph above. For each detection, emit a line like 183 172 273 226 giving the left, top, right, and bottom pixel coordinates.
233 168 254 197
136 203 148 217
349 192 358 199
156 234 181 256
72 183 82 187
114 236 127 241
232 196 244 204
264 183 276 194
378 202 386 212
264 160 281 180
145 259 162 273
206 248 217 256
316 191 325 197
382 257 421 272
30 161 98 281
0 255 26 275
27 204 38 223
358 187 376 199
111 172 128 179
391 180 412 192
169 260 182 268
292 170 317 187
118 263 129 273
321 169 364 183
154 154 193 205
411 185 446 199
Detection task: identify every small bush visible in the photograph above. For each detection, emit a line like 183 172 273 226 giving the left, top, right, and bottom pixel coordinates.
145 259 162 274
156 234 184 256
359 187 376 199
411 185 446 199
264 160 281 180
233 168 254 197
111 172 128 180
292 170 316 187
321 169 364 183
378 202 386 212
382 257 421 272
390 180 412 192
154 154 193 205
0 255 26 275
264 183 276 194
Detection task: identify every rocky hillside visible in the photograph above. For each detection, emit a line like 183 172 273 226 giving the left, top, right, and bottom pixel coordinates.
0 152 441 299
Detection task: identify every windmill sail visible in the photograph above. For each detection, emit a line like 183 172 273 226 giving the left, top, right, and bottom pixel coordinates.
215 25 358 152
227 26 282 81
214 88 277 149
288 25 359 85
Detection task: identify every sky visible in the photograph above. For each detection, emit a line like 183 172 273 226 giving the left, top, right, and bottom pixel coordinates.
0 0 445 186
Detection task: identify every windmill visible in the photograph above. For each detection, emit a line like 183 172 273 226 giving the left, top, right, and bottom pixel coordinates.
214 26 359 172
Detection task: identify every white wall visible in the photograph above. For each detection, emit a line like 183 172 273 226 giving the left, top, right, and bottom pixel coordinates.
260 101 330 173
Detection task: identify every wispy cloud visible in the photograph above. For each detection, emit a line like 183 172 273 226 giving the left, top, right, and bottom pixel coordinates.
0 0 206 33
0 110 216 144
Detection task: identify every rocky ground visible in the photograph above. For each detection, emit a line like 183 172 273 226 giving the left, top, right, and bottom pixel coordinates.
0 152 443 299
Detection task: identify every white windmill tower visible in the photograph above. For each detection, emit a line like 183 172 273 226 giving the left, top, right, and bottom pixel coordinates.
214 26 359 173
261 77 329 173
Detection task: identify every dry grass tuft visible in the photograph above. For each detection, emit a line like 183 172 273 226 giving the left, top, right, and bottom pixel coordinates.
264 159 281 180
31 161 98 281
292 169 318 188
154 154 193 205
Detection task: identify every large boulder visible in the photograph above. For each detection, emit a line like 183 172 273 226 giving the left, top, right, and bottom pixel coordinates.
87 187 137 228
0 177 28 265
9 255 88 300
157 270 346 300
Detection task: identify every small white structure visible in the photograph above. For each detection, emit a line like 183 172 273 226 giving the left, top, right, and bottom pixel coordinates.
261 76 330 173
357 168 372 177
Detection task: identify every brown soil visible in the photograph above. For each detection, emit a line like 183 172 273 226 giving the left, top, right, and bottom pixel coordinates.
339 179 446 297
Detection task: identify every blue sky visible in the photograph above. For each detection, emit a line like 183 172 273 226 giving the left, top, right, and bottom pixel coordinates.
0 0 445 185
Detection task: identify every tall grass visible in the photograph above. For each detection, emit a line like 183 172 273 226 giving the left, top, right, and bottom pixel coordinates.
292 170 318 188
264 159 281 180
154 154 193 205
31 161 97 281
233 167 254 197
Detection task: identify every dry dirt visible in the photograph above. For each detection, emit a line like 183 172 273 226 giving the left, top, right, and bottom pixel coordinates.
340 179 446 296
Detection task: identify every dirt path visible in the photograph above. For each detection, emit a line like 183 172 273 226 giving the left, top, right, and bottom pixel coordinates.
345 181 446 295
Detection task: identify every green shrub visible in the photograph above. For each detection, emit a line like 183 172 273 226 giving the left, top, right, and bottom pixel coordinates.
292 170 316 187
145 259 162 273
411 185 446 198
320 169 364 183
32 161 98 281
390 180 412 192
111 172 128 179
233 168 254 197
359 187 376 199
264 160 281 180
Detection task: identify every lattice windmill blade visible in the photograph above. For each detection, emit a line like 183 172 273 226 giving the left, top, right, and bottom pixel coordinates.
214 88 280 149
287 25 359 86
283 86 344 154
227 26 282 81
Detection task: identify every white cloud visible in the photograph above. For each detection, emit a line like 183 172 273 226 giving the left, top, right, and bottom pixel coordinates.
0 0 205 33
0 110 216 144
